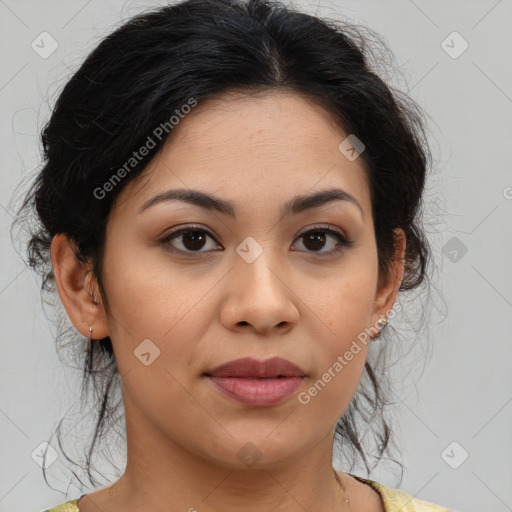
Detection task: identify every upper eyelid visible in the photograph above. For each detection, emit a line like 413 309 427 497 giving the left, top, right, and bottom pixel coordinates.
162 223 348 240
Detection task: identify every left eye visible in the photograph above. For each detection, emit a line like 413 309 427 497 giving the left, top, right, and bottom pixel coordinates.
293 227 352 254
159 225 353 255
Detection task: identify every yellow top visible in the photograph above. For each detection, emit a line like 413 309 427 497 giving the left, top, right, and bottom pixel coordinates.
43 474 453 512
352 475 453 511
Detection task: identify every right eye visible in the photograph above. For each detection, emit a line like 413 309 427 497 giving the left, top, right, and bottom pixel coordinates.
158 225 221 254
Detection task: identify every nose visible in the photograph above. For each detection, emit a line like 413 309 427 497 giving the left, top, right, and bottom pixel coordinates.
219 244 299 335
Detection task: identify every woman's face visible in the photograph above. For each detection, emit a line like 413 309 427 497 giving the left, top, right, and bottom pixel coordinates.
72 90 404 471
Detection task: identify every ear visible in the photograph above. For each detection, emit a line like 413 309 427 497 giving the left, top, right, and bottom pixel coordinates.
50 233 109 340
371 228 406 326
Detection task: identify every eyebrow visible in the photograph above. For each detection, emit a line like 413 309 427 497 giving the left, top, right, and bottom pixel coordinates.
138 187 364 220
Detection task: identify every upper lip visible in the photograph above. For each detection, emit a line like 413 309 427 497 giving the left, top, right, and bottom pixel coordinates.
206 357 306 378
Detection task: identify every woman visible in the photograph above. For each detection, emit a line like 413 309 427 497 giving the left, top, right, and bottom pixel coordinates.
17 0 453 510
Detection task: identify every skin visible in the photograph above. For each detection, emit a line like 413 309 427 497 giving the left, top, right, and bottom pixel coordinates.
51 89 405 512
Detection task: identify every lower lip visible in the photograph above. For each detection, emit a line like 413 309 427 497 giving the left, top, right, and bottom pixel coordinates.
207 376 305 406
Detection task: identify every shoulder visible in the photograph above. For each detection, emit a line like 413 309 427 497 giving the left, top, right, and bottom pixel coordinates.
41 498 80 512
348 474 454 512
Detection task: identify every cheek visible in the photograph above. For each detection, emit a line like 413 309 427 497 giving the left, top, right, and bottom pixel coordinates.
99 246 208 436
99 236 199 374
101 231 206 335
297 305 372 430
302 264 377 405
305 257 378 343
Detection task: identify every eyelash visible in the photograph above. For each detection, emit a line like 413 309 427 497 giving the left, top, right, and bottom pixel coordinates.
158 223 354 257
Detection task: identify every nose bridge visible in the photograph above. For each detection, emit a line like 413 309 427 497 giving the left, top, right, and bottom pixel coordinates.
219 235 300 333
230 234 299 314
234 235 281 288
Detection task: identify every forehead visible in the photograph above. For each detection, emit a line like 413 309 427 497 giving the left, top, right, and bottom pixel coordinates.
167 89 351 158
114 89 371 219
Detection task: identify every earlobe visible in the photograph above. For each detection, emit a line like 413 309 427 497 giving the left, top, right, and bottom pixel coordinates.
50 233 109 339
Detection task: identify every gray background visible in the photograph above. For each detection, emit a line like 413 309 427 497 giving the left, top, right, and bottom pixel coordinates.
1 1 511 511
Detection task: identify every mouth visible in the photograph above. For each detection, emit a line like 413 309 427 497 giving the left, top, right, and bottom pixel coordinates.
206 375 305 407
204 357 306 407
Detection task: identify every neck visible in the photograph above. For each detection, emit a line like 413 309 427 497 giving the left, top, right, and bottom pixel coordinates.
94 409 351 512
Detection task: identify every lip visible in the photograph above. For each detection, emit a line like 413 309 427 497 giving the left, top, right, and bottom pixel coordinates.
206 357 306 378
204 357 307 407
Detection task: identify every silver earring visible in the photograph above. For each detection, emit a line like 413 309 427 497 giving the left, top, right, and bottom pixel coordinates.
89 325 93 339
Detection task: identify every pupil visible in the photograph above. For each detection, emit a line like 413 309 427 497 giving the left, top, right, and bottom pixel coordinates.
306 232 325 251
184 231 205 250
